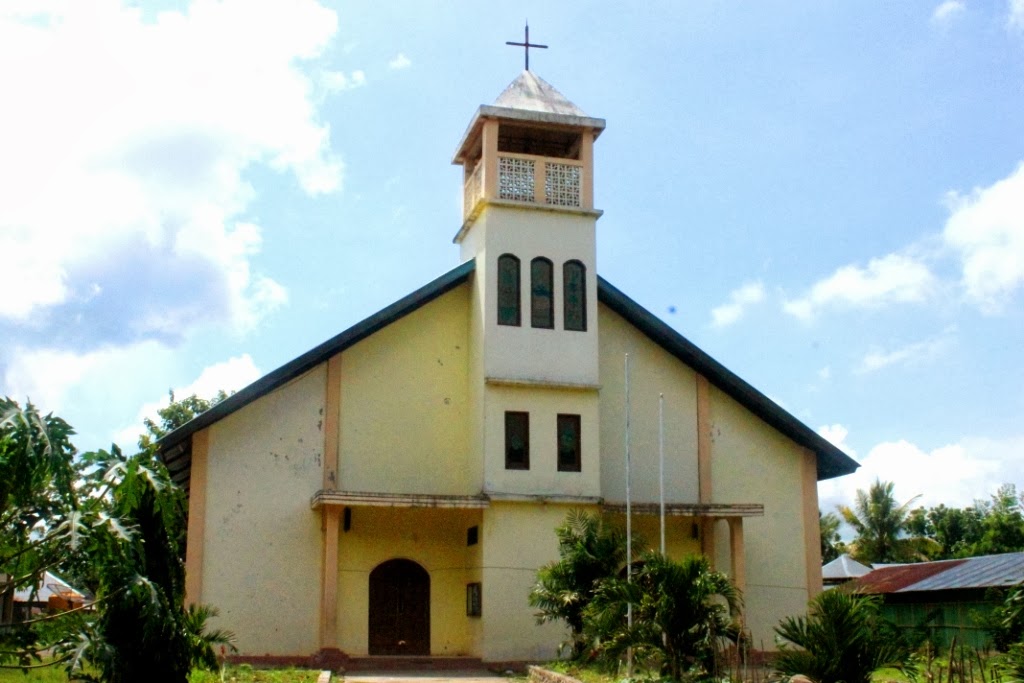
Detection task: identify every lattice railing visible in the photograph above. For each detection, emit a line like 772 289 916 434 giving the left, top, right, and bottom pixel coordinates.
498 156 536 202
544 162 581 207
464 153 585 219
464 161 483 217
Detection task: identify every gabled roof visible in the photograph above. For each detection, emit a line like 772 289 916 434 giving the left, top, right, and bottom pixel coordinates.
159 260 858 485
160 259 476 487
856 552 1024 594
822 553 873 581
597 278 858 481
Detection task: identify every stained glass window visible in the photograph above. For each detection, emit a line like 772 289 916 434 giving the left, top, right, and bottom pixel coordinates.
497 254 520 326
557 414 581 472
531 257 554 329
505 412 529 470
563 260 587 331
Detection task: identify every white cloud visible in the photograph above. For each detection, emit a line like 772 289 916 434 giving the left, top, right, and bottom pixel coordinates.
942 162 1024 312
710 281 765 327
932 0 966 25
817 366 832 381
0 0 342 330
818 423 856 458
857 328 954 373
783 253 936 320
1010 0 1024 31
323 69 367 91
818 433 1024 514
2 340 175 419
388 53 412 70
114 354 261 446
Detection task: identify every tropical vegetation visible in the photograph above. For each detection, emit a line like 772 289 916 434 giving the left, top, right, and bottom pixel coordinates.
0 394 232 681
528 509 636 657
839 479 938 564
583 552 741 681
774 588 911 683
530 511 743 681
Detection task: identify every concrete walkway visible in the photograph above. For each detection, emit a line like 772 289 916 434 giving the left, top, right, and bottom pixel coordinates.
344 672 514 683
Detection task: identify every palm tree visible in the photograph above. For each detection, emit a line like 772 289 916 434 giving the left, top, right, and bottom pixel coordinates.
819 510 845 563
774 588 910 683
839 479 937 564
583 552 742 681
529 510 636 657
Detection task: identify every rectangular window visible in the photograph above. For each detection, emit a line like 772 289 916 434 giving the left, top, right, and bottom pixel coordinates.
466 582 482 617
557 414 581 472
504 411 530 470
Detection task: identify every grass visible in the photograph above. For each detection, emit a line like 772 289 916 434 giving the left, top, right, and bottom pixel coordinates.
0 664 322 683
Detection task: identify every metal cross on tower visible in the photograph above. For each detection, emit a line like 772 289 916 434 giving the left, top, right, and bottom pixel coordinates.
505 22 547 71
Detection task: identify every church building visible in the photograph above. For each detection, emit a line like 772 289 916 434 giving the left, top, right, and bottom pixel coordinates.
160 70 858 667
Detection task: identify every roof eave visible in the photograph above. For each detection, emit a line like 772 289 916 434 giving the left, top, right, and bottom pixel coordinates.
596 277 859 481
158 259 477 453
452 105 606 165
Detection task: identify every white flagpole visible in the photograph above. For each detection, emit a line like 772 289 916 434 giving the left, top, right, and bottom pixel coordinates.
624 353 633 675
659 392 665 555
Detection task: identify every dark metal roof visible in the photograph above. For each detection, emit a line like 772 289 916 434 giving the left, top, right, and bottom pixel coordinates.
856 560 967 594
597 278 859 481
905 552 1024 592
157 261 859 485
855 553 1024 594
159 259 476 454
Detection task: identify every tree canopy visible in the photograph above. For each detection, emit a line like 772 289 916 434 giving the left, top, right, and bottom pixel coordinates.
1 395 231 680
839 479 937 564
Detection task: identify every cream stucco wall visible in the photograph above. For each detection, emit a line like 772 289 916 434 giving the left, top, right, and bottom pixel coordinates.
335 507 482 656
597 306 700 505
479 502 591 662
462 205 600 387
597 303 814 648
338 284 476 495
482 385 600 498
201 366 325 655
709 384 812 645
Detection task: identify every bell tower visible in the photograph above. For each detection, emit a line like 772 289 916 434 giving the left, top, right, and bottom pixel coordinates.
452 71 605 387
453 71 605 500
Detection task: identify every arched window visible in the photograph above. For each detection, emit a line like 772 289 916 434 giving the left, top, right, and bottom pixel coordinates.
531 257 554 329
563 260 587 331
497 254 520 326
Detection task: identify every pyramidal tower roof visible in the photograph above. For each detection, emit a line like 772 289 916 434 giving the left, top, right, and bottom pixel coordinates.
492 70 590 117
453 71 605 164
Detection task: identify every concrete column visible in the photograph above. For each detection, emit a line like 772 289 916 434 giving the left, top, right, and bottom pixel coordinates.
319 507 341 649
727 517 746 595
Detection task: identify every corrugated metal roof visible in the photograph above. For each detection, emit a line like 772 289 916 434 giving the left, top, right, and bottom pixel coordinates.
856 560 965 594
855 552 1024 594
905 552 1024 592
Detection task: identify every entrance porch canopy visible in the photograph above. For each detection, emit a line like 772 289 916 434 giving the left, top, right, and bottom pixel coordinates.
311 490 763 518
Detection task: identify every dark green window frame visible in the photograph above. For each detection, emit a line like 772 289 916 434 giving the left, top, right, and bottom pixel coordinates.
563 260 587 331
557 414 582 472
497 254 521 326
531 257 554 329
505 411 530 470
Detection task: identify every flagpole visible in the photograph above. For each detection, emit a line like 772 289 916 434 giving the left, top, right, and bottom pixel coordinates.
659 392 665 555
624 353 633 675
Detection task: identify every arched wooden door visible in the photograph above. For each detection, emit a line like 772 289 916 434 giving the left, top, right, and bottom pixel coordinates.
368 559 430 655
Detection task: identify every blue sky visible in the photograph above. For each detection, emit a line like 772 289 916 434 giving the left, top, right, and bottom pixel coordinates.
1 0 1022 519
